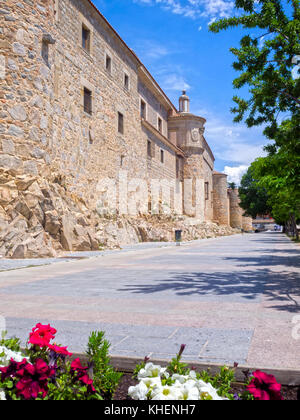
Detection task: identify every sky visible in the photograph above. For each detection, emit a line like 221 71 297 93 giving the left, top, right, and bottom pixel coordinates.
93 0 269 185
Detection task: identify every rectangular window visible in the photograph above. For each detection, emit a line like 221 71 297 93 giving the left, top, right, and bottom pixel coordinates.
176 158 180 178
83 87 92 115
41 41 49 66
205 182 209 200
158 117 162 133
147 140 152 158
160 149 164 164
106 54 112 73
141 100 146 119
118 112 124 134
124 73 129 90
82 25 91 53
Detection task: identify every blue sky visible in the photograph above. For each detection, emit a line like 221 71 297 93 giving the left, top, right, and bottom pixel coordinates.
94 0 269 184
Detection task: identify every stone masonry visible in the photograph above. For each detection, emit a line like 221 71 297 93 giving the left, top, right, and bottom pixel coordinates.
0 0 250 257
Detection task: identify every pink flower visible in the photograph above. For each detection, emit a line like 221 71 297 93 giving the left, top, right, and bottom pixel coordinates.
71 358 95 393
247 370 283 400
48 344 72 357
71 358 87 372
29 323 57 348
78 373 96 393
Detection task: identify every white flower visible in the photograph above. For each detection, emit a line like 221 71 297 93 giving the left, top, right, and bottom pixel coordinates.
172 373 189 384
138 363 169 380
151 384 181 400
197 380 226 400
0 346 26 367
177 383 200 400
140 377 162 389
0 390 6 401
128 381 149 400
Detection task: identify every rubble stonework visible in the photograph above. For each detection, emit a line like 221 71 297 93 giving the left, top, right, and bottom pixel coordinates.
0 0 251 258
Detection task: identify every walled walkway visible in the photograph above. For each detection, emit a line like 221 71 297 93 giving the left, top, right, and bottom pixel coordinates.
0 232 299 371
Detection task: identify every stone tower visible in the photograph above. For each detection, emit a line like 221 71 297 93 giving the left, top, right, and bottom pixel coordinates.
228 188 243 229
168 91 211 221
213 172 230 225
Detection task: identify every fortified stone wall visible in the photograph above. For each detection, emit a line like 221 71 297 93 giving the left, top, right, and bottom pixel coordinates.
0 0 251 253
0 0 181 215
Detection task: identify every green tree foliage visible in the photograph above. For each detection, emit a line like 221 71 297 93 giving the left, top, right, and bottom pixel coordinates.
210 0 300 237
238 167 271 217
210 0 300 136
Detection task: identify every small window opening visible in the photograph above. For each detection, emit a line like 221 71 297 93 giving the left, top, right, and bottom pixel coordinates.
124 73 129 90
205 182 209 200
82 25 91 53
118 112 124 134
158 117 162 133
141 100 146 119
160 149 164 164
106 55 112 73
84 87 92 115
147 140 152 158
42 41 49 66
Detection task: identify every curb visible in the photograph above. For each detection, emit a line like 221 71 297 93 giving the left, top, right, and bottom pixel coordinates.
70 353 300 387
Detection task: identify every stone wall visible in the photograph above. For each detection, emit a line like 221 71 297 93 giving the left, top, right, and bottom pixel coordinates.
213 172 230 225
0 0 181 216
0 0 250 259
228 188 243 229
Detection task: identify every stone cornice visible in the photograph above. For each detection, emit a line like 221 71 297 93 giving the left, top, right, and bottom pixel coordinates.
168 113 206 124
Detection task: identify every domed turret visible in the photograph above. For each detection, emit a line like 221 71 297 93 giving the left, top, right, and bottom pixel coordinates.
179 90 190 113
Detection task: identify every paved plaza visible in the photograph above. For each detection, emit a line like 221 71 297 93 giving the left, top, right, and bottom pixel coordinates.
0 232 299 370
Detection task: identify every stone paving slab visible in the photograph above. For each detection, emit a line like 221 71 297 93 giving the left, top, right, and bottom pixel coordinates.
0 233 299 370
4 318 252 365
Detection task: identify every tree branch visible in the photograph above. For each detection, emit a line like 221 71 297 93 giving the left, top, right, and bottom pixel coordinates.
278 90 300 106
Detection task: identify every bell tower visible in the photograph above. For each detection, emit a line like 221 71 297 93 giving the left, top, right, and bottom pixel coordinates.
179 90 190 113
168 92 207 220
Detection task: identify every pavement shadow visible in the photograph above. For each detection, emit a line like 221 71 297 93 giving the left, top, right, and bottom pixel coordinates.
224 254 300 269
119 268 300 313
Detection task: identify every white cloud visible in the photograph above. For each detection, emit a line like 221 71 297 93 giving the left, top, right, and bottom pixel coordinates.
133 0 236 22
223 165 248 185
195 110 268 166
161 73 191 90
135 40 171 60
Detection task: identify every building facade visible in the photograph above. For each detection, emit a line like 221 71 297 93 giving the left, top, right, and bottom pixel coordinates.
0 0 250 229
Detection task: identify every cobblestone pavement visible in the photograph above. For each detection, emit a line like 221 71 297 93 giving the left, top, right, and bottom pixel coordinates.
0 232 299 369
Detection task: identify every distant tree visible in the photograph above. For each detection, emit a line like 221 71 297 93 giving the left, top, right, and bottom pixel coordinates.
228 182 237 190
251 144 300 239
210 0 300 238
238 167 271 218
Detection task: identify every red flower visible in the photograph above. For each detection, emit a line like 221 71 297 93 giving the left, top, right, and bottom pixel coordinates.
71 358 87 373
71 358 95 393
1 358 55 400
48 344 72 357
0 359 28 381
29 323 57 348
79 373 96 393
247 370 283 400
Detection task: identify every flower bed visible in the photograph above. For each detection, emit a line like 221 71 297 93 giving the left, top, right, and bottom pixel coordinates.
0 325 298 400
127 345 286 401
0 323 122 400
